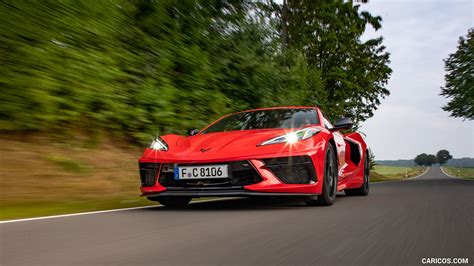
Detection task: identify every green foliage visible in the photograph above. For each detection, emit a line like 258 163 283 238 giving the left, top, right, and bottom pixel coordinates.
414 150 453 166
436 149 453 165
1 0 128 134
0 0 391 143
279 0 392 123
368 148 376 170
441 29 474 120
414 153 437 166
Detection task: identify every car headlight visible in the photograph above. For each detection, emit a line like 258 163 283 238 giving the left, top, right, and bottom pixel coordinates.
150 137 168 151
258 127 320 146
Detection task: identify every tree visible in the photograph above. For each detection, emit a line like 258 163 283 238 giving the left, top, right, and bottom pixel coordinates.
440 29 474 120
415 153 428 166
368 148 376 170
414 153 437 166
276 0 392 124
0 1 129 133
426 155 438 166
436 150 453 165
0 1 392 144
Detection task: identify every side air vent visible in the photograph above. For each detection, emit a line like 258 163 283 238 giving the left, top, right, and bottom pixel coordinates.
345 139 361 165
263 156 317 184
139 163 161 187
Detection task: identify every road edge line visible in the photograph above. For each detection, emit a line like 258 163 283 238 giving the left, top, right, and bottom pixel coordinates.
440 167 473 181
371 167 430 184
0 197 239 224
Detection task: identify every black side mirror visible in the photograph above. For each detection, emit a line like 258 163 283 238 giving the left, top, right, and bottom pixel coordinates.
331 117 353 131
187 129 199 136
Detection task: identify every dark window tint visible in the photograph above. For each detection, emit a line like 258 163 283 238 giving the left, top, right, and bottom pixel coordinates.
202 109 319 133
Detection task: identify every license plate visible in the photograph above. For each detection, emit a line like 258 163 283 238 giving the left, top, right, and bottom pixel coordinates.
174 165 229 179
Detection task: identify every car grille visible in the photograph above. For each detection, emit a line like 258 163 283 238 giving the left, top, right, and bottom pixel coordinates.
139 163 161 187
263 156 317 184
158 161 262 188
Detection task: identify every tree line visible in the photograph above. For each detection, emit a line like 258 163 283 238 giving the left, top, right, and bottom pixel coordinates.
0 1 392 143
414 150 453 166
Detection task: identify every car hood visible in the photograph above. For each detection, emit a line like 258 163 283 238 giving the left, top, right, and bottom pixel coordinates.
141 128 322 162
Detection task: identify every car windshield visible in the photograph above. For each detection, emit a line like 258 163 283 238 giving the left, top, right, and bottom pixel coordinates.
202 108 319 134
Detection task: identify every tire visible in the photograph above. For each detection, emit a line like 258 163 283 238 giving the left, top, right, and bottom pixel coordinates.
345 152 370 196
155 196 192 208
305 144 338 206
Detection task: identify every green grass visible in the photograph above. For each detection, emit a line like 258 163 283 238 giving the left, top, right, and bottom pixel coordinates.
0 197 154 220
442 167 474 180
0 197 215 221
372 165 414 175
0 137 154 221
370 165 426 182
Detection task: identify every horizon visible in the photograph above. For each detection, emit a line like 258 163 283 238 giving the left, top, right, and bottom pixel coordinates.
376 157 473 161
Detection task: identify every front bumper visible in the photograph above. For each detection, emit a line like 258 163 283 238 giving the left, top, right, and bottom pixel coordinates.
139 154 325 196
142 187 314 198
143 187 315 197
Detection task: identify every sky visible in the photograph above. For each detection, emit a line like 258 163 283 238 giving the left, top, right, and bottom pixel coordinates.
358 0 473 160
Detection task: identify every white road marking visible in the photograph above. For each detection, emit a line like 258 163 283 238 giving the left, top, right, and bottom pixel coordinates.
371 167 430 184
0 197 240 224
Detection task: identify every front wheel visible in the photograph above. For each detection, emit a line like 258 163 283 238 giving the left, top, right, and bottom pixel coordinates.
345 152 370 196
305 144 338 206
153 196 192 208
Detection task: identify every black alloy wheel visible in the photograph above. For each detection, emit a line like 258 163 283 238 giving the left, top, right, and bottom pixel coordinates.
305 144 338 206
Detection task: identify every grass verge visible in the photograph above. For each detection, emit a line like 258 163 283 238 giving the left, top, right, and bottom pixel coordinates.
442 167 474 180
370 165 426 182
1 197 153 220
0 136 213 221
0 136 155 221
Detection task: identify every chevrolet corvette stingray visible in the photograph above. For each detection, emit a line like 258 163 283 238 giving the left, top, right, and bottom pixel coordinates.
138 107 369 207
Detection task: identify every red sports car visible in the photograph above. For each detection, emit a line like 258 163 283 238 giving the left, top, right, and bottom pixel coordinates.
138 106 369 207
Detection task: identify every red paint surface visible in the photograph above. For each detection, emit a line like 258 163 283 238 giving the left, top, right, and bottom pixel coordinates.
139 107 367 196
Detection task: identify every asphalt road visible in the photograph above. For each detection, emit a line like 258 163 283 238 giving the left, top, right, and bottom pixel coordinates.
1 167 473 266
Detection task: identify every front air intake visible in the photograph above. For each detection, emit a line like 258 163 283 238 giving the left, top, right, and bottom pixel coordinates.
263 156 317 184
158 161 262 188
139 163 161 187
